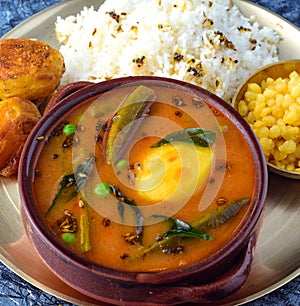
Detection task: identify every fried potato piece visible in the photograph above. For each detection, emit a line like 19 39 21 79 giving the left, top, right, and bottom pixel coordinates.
0 38 65 101
0 97 41 177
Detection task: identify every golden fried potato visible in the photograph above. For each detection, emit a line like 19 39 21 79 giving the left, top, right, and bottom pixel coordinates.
0 97 41 177
0 38 65 101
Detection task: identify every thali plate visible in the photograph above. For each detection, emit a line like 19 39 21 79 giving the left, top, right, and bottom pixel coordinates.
0 0 299 305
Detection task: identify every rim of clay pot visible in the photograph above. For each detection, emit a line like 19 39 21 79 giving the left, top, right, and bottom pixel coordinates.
19 76 268 285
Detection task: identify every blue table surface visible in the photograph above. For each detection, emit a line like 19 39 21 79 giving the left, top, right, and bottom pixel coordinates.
0 0 299 305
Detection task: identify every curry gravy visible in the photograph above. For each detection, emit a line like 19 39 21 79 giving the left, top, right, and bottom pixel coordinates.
33 85 255 272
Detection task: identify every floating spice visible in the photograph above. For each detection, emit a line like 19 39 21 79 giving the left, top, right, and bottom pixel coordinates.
172 96 186 107
57 210 78 233
192 97 204 108
124 232 140 245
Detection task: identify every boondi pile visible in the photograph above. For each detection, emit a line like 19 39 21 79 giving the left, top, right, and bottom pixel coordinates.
237 70 300 173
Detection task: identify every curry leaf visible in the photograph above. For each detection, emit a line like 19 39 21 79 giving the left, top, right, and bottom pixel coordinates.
162 217 213 240
134 198 249 259
74 155 96 188
46 155 95 215
109 184 144 245
150 127 216 148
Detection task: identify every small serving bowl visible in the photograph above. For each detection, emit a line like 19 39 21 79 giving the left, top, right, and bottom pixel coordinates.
19 76 268 305
232 60 300 180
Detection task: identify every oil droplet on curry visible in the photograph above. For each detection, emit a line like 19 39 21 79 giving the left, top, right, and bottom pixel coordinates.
33 85 256 272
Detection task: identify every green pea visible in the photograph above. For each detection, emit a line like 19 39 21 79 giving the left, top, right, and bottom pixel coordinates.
94 182 110 197
116 159 127 170
63 123 76 135
61 232 76 244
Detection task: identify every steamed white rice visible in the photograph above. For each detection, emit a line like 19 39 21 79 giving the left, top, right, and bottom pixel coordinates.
55 0 280 102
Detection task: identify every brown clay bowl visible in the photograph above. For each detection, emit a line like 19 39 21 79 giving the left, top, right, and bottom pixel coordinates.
18 76 268 305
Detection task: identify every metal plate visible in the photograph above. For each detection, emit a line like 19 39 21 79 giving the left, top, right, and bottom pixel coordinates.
0 0 299 305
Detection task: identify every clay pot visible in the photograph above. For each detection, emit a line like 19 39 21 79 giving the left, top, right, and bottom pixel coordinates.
19 76 268 305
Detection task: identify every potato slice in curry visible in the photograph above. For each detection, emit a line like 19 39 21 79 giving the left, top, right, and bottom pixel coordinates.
135 142 214 203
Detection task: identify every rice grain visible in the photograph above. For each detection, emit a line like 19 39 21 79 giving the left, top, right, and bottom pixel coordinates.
55 0 280 102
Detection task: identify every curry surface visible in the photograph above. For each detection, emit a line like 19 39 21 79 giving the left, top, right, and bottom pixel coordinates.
33 85 255 272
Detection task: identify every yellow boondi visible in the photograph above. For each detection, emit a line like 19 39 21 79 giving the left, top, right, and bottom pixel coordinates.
135 142 214 203
237 70 300 173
